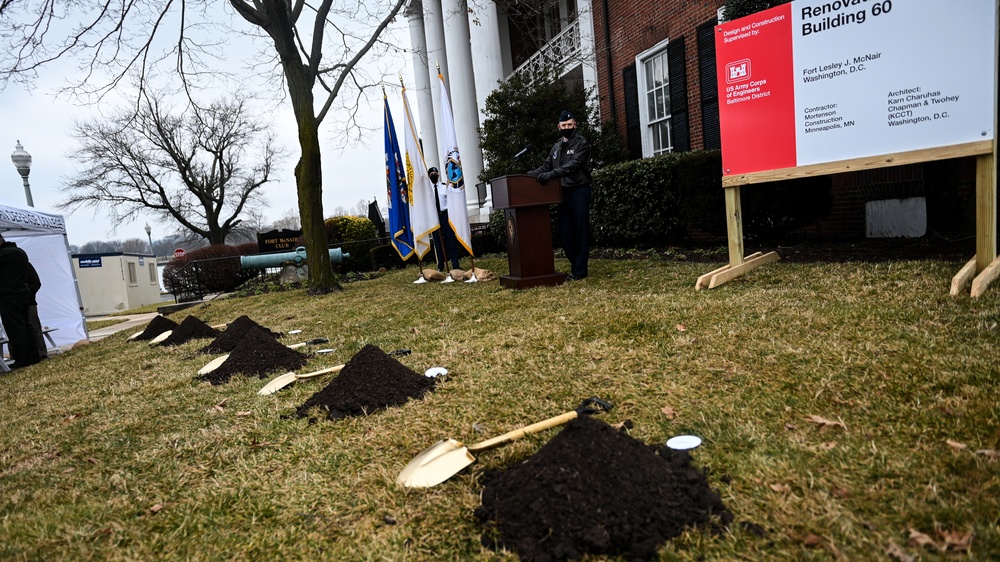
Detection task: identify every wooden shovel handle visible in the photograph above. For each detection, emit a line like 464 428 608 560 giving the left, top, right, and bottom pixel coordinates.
294 364 345 380
467 411 579 451
287 342 306 349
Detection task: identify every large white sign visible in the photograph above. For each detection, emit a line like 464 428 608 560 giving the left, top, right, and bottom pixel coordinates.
716 0 997 176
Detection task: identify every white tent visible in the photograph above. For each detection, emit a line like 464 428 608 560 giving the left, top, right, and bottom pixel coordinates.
0 197 88 348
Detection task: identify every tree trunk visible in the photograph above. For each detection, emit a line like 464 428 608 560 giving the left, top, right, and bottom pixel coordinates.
286 68 340 293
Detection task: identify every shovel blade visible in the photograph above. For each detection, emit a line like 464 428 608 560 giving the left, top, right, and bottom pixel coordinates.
198 354 229 375
149 330 172 345
257 372 298 395
397 439 476 488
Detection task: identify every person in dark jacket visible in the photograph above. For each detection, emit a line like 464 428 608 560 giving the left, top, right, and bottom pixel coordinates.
26 262 47 360
429 166 461 272
529 109 593 280
0 233 42 369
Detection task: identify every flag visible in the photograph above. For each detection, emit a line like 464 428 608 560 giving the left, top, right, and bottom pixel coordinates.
384 94 414 260
436 71 473 256
402 83 439 259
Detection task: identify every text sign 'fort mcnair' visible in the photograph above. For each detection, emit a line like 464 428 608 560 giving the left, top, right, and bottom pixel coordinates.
715 0 996 177
256 229 303 253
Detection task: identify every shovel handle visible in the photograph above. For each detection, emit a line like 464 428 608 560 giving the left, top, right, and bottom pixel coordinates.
287 342 306 349
294 364 345 380
467 411 579 451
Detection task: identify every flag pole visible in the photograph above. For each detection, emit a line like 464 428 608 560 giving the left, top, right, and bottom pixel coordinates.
397 77 428 284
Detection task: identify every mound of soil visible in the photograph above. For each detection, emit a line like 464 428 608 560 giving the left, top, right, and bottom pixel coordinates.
200 315 280 354
475 416 731 562
294 344 435 420
198 328 309 385
132 315 178 341
159 316 221 346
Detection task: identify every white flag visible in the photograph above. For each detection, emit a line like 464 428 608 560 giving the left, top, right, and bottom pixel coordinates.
402 84 439 259
436 71 473 256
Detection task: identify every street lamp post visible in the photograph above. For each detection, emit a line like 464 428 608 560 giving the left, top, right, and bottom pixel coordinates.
10 140 33 207
145 223 154 256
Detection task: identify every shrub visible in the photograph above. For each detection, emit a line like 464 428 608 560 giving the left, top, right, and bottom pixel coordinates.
590 150 831 246
324 215 378 272
163 244 262 298
371 244 416 270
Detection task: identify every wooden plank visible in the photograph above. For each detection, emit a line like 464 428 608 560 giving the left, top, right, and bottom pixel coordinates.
976 153 997 271
725 185 744 267
695 252 763 290
950 258 978 296
723 140 995 187
707 251 780 289
971 255 1000 298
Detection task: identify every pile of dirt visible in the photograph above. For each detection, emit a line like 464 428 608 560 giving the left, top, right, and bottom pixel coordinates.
159 316 221 346
198 328 308 385
475 416 731 561
132 315 178 341
200 315 280 354
294 344 435 420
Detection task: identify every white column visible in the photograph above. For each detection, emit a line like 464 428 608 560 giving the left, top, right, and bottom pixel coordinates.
468 1 505 124
442 0 486 216
405 1 439 167
576 0 600 117
423 0 449 172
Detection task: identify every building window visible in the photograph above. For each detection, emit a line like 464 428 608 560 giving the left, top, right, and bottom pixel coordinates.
149 263 158 285
128 262 138 286
636 41 673 157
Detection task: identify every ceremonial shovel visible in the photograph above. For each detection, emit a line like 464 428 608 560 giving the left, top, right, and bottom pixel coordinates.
397 397 612 488
141 323 229 344
197 338 330 375
256 348 412 395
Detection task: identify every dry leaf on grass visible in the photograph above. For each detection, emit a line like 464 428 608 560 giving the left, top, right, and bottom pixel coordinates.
939 530 973 553
784 423 797 431
975 449 1000 458
908 529 938 551
946 439 968 451
831 486 849 499
675 324 686 332
63 467 75 473
801 533 824 547
149 504 163 514
804 414 846 430
236 410 252 417
769 482 791 493
611 420 633 430
886 541 916 562
818 442 837 450
660 406 676 420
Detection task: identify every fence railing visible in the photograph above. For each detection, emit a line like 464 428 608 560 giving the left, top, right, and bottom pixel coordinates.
511 19 581 84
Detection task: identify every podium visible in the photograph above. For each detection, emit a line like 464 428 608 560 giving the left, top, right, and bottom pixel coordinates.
491 174 567 289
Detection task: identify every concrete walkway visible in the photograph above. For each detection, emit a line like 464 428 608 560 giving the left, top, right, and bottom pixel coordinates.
87 313 160 342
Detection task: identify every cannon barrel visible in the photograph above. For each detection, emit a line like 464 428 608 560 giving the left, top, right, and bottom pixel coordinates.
239 246 349 269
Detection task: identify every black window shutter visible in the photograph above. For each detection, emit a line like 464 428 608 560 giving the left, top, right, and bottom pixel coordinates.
667 37 690 152
622 64 642 160
697 19 721 150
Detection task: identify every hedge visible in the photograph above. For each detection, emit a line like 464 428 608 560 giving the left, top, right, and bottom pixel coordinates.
324 216 379 272
163 243 262 296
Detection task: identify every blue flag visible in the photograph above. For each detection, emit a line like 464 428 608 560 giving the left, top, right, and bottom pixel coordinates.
385 95 414 260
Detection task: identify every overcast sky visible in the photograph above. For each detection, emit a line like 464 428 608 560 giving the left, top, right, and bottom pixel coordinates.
0 7 415 248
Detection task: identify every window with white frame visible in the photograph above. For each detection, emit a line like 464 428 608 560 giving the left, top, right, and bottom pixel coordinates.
127 262 138 286
636 41 673 157
149 262 157 285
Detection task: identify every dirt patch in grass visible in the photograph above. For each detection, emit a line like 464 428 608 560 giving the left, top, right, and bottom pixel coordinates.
476 415 731 562
295 344 435 420
132 315 178 341
200 315 281 354
159 316 221 346
198 328 308 385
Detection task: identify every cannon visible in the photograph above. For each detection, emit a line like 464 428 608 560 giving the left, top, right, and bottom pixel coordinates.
239 246 350 269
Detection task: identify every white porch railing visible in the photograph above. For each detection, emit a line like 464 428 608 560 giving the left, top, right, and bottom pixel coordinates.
511 18 581 83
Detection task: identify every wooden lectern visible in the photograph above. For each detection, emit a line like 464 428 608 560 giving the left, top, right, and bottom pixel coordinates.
491 174 567 289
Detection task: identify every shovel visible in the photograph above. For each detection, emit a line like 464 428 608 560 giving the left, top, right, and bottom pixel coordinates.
145 323 228 345
397 397 612 488
198 338 330 375
256 348 412 395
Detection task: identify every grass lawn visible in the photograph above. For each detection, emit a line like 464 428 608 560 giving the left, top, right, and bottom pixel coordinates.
85 318 131 331
1 255 998 560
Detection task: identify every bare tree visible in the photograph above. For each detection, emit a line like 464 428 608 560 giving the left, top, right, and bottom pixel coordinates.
61 93 278 245
1 0 407 293
269 208 302 231
119 238 151 253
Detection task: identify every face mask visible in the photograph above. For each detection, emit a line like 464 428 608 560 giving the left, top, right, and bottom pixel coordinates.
561 127 576 140
429 174 439 183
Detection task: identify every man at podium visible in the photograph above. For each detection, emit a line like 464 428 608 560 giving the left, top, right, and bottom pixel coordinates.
529 110 593 280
